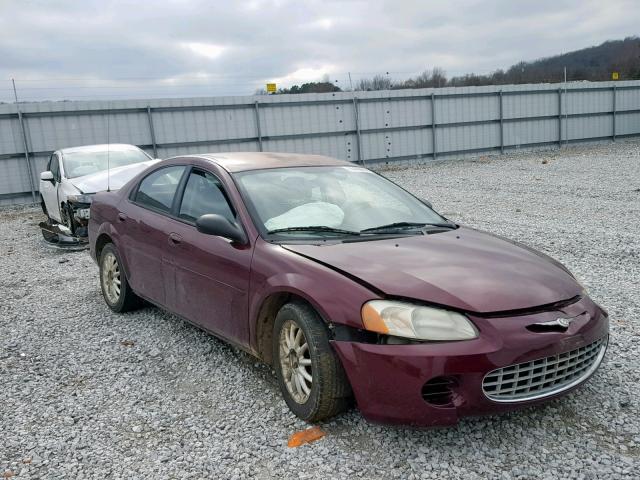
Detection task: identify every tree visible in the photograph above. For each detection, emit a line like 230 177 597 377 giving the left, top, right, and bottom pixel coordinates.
277 81 341 94
356 74 393 91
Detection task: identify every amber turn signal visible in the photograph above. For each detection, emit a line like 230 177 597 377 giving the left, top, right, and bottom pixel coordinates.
361 302 390 334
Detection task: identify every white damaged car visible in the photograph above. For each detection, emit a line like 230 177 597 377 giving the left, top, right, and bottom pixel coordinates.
39 144 159 237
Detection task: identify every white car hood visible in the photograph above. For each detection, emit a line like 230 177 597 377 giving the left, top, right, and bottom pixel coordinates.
69 159 160 193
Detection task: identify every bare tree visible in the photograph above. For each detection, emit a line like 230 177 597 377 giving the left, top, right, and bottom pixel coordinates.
356 74 393 91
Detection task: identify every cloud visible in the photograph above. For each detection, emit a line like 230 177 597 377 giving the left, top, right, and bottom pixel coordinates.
181 42 226 60
0 0 637 101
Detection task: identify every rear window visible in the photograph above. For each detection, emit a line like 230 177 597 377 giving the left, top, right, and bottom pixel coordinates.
134 166 186 213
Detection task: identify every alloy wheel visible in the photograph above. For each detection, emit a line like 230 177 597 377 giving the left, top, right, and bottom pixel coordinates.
279 319 313 404
101 251 121 304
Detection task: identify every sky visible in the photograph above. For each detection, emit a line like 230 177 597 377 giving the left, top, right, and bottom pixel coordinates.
0 0 638 102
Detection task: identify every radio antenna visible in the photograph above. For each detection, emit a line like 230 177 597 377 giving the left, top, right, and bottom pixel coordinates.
106 102 111 192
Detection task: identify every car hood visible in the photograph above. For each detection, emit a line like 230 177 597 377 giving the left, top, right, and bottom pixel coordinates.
69 159 160 193
282 227 582 314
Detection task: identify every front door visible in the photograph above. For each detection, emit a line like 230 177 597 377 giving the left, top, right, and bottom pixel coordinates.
41 154 62 222
165 168 252 346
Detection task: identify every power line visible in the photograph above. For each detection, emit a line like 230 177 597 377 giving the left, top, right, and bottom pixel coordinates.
5 70 423 83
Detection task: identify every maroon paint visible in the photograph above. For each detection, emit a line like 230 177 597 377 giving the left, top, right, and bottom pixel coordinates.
282 227 582 313
89 153 609 427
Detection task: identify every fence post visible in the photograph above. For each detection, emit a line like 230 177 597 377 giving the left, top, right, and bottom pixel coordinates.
431 93 437 160
557 88 563 148
352 97 363 164
146 106 158 158
612 85 617 141
499 91 504 154
254 101 263 152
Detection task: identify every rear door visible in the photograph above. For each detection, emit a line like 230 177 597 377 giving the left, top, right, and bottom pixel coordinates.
119 165 188 306
164 167 252 346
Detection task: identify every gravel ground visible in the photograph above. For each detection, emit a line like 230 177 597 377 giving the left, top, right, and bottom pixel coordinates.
1 141 639 479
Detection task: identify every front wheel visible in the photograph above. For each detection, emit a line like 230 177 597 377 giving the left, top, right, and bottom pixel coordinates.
99 243 142 313
273 302 351 422
61 203 78 235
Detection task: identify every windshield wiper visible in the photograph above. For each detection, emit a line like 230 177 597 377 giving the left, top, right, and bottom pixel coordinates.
267 226 361 236
360 221 455 234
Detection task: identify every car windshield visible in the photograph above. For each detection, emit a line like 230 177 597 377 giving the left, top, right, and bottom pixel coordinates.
234 165 449 238
62 146 151 179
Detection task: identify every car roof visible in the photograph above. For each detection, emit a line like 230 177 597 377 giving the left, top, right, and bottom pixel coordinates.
58 144 142 155
182 152 353 173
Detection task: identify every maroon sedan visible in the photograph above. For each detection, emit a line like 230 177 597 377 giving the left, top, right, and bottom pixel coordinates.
88 152 609 426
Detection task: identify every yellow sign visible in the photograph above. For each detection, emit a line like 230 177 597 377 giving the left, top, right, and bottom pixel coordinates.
612 72 619 80
266 83 277 93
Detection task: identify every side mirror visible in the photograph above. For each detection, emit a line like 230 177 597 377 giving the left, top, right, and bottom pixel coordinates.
421 198 433 209
196 214 246 244
41 171 55 183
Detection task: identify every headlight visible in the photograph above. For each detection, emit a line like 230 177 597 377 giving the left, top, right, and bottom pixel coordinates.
67 194 93 204
361 300 478 341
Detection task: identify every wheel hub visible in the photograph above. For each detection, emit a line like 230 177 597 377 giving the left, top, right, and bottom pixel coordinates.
288 349 299 369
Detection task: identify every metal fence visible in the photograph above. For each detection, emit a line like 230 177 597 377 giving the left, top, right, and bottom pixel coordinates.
1 80 640 205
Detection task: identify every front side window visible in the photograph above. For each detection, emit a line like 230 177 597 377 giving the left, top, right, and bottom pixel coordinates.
235 165 450 239
134 166 186 213
178 170 235 223
62 146 151 179
49 154 61 182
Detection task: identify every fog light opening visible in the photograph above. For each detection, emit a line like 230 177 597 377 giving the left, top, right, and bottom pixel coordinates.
421 376 458 407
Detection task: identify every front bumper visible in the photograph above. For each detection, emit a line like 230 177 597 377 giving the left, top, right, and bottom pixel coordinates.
332 296 609 427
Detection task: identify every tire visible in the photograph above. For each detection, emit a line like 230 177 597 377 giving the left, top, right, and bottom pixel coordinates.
272 301 351 422
99 243 142 313
62 203 77 235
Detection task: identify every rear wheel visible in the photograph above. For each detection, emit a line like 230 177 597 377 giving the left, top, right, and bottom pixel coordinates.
273 302 351 422
99 243 142 312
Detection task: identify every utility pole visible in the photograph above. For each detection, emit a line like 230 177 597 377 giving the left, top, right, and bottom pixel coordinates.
563 67 568 147
12 78 37 203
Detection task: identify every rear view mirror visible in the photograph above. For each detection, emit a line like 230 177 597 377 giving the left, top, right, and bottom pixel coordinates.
196 214 246 244
41 171 54 182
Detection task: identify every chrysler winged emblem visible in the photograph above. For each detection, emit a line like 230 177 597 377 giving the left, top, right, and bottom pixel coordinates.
534 316 577 329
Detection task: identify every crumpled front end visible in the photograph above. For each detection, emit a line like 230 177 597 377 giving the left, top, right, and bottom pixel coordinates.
65 196 92 237
331 295 609 427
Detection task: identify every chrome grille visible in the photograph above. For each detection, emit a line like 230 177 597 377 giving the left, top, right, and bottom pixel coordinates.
482 337 607 402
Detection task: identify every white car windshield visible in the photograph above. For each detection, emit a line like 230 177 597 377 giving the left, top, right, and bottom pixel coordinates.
234 165 448 236
62 147 151 179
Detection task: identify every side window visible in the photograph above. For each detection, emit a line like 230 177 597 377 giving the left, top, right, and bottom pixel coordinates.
49 154 61 182
134 166 186 213
178 170 236 223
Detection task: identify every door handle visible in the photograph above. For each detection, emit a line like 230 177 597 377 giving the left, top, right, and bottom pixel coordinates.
168 233 182 246
118 212 127 222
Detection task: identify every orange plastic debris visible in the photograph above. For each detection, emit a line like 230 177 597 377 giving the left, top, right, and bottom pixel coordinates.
287 426 326 447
